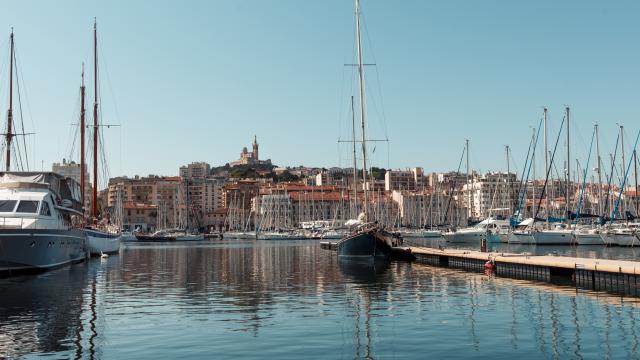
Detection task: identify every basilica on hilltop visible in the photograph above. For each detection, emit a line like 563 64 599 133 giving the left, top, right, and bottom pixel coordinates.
230 136 272 167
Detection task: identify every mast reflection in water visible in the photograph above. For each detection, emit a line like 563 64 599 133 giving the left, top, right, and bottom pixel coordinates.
0 239 639 359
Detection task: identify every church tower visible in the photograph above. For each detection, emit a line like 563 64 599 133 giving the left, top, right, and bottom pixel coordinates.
252 135 259 160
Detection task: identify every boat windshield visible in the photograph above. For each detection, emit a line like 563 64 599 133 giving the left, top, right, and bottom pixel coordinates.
16 200 40 213
0 200 17 212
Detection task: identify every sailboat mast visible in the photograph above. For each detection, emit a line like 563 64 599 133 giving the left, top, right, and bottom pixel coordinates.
565 106 570 226
634 149 638 216
355 0 368 220
595 124 603 216
532 127 536 217
351 95 358 217
543 107 549 223
92 19 99 223
466 139 470 219
80 63 86 215
620 125 626 214
5 29 14 171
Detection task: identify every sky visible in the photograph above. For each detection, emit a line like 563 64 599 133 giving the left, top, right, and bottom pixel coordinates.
1 0 639 183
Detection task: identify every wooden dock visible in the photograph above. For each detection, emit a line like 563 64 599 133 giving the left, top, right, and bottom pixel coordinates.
322 241 640 297
395 246 640 297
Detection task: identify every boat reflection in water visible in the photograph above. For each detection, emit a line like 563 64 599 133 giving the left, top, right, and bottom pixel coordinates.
2 241 640 359
0 266 88 358
338 258 390 359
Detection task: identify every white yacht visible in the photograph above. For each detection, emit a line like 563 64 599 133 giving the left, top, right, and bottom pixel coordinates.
602 226 638 247
256 230 306 240
224 231 257 239
444 218 512 244
399 229 443 239
0 172 86 274
510 218 535 244
532 224 576 245
573 226 605 245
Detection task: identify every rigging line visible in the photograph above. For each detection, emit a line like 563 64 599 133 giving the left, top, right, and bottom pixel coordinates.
602 132 620 217
443 145 466 223
97 33 123 137
533 115 565 221
575 127 596 219
13 43 33 170
12 53 26 171
360 13 390 141
513 127 535 216
611 128 640 222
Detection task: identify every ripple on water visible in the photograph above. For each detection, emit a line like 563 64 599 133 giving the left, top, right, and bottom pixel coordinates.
1 240 640 359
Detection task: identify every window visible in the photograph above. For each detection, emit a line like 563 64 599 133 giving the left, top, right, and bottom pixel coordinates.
0 200 17 212
16 200 39 213
40 201 51 216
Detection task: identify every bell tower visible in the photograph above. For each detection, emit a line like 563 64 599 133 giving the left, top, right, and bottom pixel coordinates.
252 135 259 160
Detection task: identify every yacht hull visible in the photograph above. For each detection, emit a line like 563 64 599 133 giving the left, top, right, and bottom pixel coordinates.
602 233 638 247
533 231 575 245
0 229 86 274
575 233 604 245
445 231 486 244
510 232 535 244
224 232 257 239
337 231 392 260
175 234 205 241
85 229 121 255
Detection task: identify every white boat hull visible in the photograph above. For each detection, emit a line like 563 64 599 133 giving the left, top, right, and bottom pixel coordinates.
85 229 121 255
602 233 639 247
257 233 305 240
175 234 205 241
445 230 486 243
574 233 604 245
510 232 535 244
402 230 443 238
533 231 575 245
224 232 256 239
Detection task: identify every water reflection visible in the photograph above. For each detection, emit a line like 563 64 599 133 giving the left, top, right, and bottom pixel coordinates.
0 240 639 359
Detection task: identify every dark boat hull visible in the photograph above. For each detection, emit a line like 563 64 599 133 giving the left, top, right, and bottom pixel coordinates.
0 229 86 276
337 229 395 260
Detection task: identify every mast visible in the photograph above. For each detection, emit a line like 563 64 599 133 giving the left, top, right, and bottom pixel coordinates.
634 149 638 217
565 106 570 226
620 125 626 214
532 127 536 217
466 139 471 220
92 18 99 223
595 124 603 216
543 107 549 224
351 95 358 218
355 0 368 220
505 145 510 212
80 63 86 215
5 29 14 171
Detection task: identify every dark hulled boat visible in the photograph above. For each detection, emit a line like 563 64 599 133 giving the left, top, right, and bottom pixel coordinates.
337 224 400 260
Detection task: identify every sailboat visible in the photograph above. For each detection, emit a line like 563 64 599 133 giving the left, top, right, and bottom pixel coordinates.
0 30 86 274
531 107 575 245
83 19 121 255
335 0 402 260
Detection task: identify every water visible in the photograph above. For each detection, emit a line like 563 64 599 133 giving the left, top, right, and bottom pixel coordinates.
1 240 640 359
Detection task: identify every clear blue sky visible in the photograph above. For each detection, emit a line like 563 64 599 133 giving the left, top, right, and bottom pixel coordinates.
1 0 639 182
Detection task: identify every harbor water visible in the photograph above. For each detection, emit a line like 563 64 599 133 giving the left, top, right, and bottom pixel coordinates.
1 239 640 359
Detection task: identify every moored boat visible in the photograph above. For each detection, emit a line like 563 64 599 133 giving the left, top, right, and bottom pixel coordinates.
602 227 638 247
573 227 605 245
532 227 575 245
0 173 87 275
